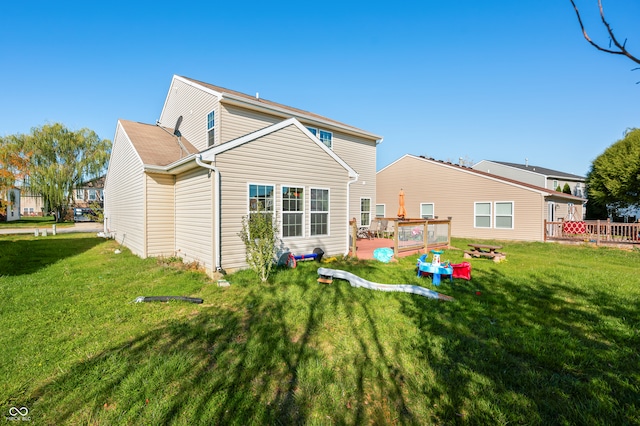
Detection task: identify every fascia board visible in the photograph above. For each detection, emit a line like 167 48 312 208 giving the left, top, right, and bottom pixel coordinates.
200 117 358 178
173 75 224 98
219 95 382 142
143 154 198 175
377 154 410 175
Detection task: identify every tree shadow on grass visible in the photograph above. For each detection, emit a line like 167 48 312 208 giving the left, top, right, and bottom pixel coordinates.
398 266 640 424
26 263 430 424
0 236 104 276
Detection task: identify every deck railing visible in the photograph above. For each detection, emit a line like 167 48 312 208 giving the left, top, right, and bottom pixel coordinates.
350 217 451 257
545 219 640 245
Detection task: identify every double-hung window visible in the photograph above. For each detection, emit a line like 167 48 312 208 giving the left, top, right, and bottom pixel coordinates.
88 189 97 202
495 202 514 229
311 188 329 236
249 184 274 223
420 203 434 219
282 186 304 238
75 189 84 201
207 110 215 146
475 202 492 228
360 198 371 227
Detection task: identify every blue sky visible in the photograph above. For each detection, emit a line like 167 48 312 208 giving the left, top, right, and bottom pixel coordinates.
1 1 638 176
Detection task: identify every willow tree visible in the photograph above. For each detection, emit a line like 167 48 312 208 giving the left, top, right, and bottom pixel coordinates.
6 123 111 221
586 128 640 213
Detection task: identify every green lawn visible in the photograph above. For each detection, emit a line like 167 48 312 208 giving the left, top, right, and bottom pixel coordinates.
1 234 638 425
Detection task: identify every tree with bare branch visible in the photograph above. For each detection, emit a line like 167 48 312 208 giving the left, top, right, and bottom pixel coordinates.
570 0 640 65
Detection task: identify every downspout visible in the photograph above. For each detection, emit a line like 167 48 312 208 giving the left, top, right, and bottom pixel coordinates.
346 173 359 256
195 155 222 272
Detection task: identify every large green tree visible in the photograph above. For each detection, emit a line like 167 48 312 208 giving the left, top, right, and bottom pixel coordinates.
1 123 111 221
586 128 640 214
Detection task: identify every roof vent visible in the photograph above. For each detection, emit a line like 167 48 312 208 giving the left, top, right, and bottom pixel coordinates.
256 92 260 100
173 116 183 137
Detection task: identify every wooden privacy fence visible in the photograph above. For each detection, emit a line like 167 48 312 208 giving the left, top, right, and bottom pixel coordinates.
545 219 640 246
350 218 451 257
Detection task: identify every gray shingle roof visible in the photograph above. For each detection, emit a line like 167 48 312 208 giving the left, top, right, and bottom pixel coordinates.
490 161 585 179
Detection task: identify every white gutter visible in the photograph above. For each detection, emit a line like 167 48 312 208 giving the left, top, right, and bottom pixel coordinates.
195 154 222 272
346 173 359 256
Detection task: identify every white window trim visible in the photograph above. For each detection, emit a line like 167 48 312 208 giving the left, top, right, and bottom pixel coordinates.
281 184 305 239
360 197 372 227
310 187 330 236
319 129 333 149
474 201 492 229
420 202 435 219
306 126 318 136
494 201 514 230
375 204 386 218
207 110 215 146
247 182 276 215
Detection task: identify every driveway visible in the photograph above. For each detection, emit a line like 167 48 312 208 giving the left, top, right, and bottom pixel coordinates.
0 222 104 235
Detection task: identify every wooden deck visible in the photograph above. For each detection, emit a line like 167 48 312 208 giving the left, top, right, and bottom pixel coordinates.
351 237 425 260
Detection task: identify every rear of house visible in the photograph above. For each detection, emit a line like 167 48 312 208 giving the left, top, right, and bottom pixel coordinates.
376 155 585 241
104 76 380 275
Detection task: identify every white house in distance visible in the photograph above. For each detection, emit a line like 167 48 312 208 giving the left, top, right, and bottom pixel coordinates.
104 75 382 275
376 155 586 242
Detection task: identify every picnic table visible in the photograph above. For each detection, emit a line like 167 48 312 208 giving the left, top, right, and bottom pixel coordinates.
464 244 506 262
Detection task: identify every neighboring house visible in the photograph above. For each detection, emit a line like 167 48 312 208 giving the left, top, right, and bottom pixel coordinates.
376 155 586 242
72 176 105 209
472 160 587 198
2 187 21 221
104 75 382 275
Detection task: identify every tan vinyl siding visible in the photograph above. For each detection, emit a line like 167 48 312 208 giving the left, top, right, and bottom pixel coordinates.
145 173 175 256
215 124 350 271
160 78 218 152
104 124 146 256
220 103 377 222
332 132 377 224
377 156 546 241
175 167 214 273
220 103 280 143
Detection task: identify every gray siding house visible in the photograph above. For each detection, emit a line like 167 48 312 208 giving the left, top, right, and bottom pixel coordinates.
104 75 381 275
472 160 587 198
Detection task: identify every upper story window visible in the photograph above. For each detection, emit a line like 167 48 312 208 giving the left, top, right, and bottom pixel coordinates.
306 127 333 149
207 110 215 146
319 130 332 149
75 189 84 201
88 189 97 201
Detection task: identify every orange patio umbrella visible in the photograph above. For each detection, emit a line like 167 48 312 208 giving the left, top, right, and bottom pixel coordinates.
397 189 406 219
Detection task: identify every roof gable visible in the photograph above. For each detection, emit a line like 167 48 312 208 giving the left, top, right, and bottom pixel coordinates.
200 117 357 178
119 119 198 167
175 75 382 142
